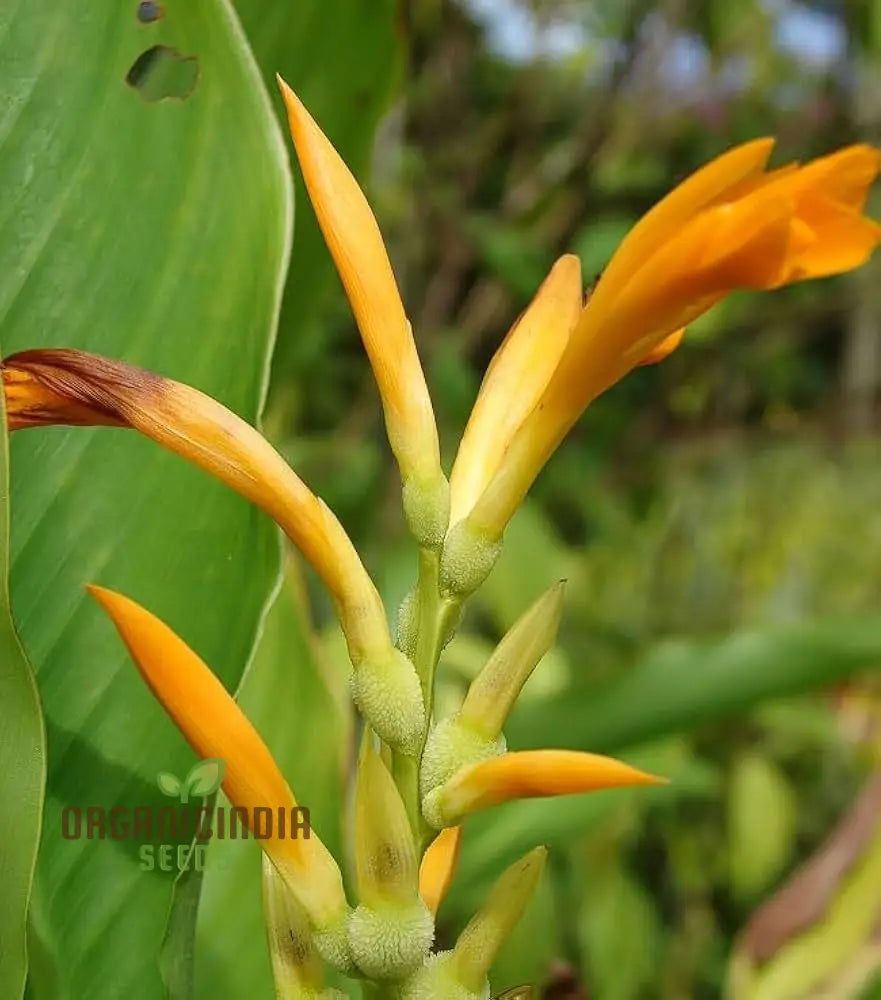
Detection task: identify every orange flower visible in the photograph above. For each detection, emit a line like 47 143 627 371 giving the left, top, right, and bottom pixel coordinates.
277 78 443 503
419 826 462 915
2 349 425 752
448 255 582 525
88 585 348 933
421 749 664 829
459 140 881 542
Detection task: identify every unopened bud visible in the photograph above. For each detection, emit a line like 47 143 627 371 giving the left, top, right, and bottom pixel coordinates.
350 648 425 755
403 472 451 550
440 519 502 598
453 847 547 992
261 856 349 998
349 744 434 979
459 581 565 740
398 952 490 1000
420 717 505 802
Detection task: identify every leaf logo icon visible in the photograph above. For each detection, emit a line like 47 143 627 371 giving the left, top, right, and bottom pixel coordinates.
156 759 225 802
157 771 182 798
182 758 225 802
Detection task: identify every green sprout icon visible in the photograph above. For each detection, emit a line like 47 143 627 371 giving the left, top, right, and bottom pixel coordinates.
157 758 225 803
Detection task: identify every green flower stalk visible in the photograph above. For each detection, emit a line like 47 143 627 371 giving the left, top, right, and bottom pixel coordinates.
4 81 881 999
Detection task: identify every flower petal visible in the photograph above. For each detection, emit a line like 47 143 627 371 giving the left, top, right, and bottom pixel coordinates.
88 585 348 930
595 138 775 308
637 327 685 366
419 826 462 915
277 77 441 486
448 254 582 524
423 749 664 827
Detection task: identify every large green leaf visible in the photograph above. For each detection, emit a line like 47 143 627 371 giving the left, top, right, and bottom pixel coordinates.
0 371 46 1000
194 559 350 999
507 618 881 754
0 1 292 995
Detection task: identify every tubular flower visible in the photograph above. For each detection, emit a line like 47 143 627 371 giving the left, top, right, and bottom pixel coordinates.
419 826 462 916
448 254 583 525
422 749 665 830
87 585 349 939
2 349 424 753
277 78 448 547
456 140 881 546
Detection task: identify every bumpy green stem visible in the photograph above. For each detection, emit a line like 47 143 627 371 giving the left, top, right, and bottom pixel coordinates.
393 547 461 848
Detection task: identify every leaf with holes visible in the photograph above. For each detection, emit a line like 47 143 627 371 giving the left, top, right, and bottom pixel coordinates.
1 1 291 996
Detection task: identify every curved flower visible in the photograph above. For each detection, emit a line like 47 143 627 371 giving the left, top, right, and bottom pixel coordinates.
459 140 881 542
421 749 664 829
88 585 349 935
2 349 424 752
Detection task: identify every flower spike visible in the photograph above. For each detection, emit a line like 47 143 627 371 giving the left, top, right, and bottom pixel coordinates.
4 350 424 753
87 585 350 943
277 78 448 547
422 749 665 829
449 140 881 553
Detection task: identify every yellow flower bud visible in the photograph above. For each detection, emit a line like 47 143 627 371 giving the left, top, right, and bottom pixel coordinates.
88 586 349 937
261 856 348 1000
3 349 423 752
423 749 665 830
277 79 444 511
349 744 434 979
448 255 582 526
419 826 463 916
453 847 547 993
458 581 565 740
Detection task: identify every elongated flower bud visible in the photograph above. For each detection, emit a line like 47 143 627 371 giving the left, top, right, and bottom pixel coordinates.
277 78 448 547
262 856 347 1000
421 582 565 799
448 255 582 526
88 586 350 947
349 744 434 980
419 826 462 916
422 749 664 830
459 581 565 740
453 847 547 992
3 349 424 752
400 849 547 999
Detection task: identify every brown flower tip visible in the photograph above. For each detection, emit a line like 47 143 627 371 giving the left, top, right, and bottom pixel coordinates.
2 348 163 431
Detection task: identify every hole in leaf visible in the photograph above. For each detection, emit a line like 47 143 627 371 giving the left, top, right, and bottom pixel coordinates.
125 46 198 102
136 1 163 23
